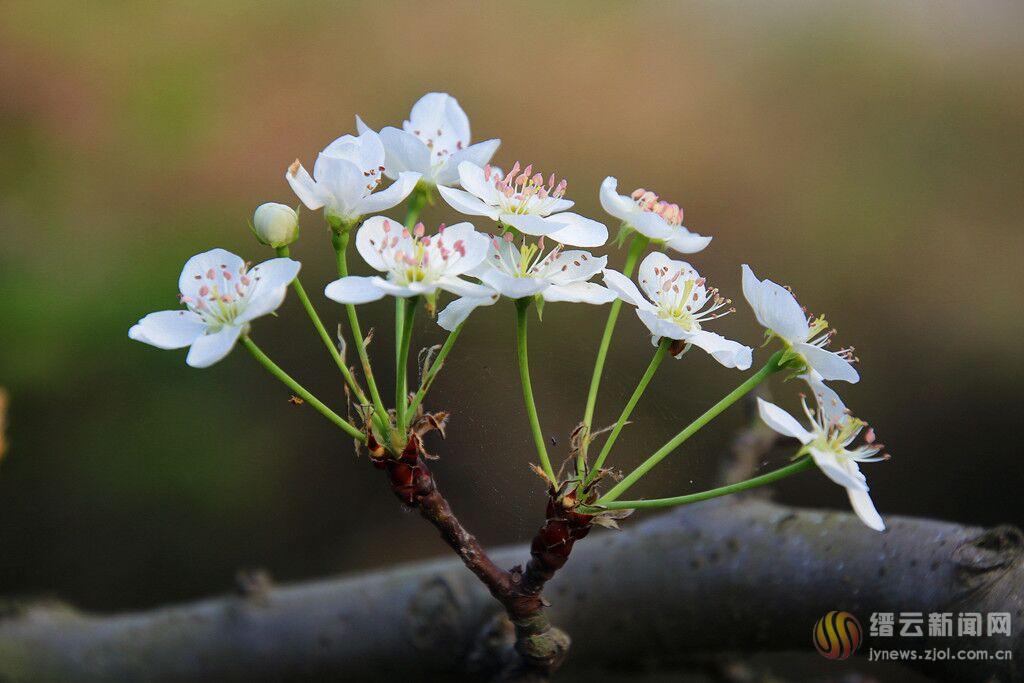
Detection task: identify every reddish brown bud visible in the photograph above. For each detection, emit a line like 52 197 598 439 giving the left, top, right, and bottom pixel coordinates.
371 434 436 506
668 338 689 357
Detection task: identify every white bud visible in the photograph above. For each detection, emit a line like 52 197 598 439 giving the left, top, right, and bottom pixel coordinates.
252 203 299 248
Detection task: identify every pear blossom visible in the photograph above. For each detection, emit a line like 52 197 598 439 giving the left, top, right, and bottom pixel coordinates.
756 395 886 531
437 161 608 248
129 248 300 368
602 252 752 369
436 234 615 331
286 118 421 228
741 264 859 383
324 216 492 308
252 202 299 248
599 177 712 254
376 92 500 188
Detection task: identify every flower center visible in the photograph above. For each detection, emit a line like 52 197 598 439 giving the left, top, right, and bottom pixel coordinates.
486 162 567 215
801 397 886 463
361 164 386 194
370 220 467 286
181 261 259 328
630 188 683 226
490 233 562 279
804 312 856 362
646 264 733 331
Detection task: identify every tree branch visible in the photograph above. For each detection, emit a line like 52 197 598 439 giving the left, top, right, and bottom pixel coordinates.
368 428 583 679
1 498 1020 681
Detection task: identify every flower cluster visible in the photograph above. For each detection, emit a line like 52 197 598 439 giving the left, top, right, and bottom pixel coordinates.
129 90 889 531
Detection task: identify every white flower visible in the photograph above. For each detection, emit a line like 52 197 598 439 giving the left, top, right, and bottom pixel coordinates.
599 177 711 254
757 395 886 531
129 248 300 368
741 264 859 383
252 202 299 248
376 92 500 188
286 118 421 226
603 252 752 369
324 216 492 307
436 234 615 330
437 161 608 248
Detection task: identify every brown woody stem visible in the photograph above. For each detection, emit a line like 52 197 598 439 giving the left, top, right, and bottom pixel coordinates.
370 434 585 679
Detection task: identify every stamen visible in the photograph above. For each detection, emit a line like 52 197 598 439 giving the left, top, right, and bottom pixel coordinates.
630 187 685 226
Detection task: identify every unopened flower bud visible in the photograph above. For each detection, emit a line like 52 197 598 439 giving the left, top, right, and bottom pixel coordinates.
252 203 299 248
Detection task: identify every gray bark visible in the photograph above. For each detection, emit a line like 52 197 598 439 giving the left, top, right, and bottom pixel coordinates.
0 499 1020 681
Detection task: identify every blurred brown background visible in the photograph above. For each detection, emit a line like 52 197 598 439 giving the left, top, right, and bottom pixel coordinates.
1 0 1022 645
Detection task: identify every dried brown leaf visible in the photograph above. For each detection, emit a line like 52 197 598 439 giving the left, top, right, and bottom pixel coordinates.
527 462 553 486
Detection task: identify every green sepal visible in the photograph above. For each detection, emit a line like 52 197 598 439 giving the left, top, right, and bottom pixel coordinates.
615 222 634 248
423 292 438 317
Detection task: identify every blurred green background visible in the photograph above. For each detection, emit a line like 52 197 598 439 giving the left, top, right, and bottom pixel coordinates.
1 0 1022 625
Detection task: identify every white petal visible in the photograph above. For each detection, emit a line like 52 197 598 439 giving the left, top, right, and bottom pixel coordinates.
355 115 372 136
379 127 431 179
801 371 848 426
438 185 500 219
545 197 576 214
129 310 206 349
740 265 808 342
811 448 868 491
468 240 518 278
409 93 470 145
500 212 567 237
438 139 501 186
598 176 635 222
324 276 388 304
371 277 434 298
437 293 498 331
179 249 246 300
285 160 326 210
355 216 395 272
437 223 490 275
313 154 366 216
626 211 675 241
756 398 814 444
441 94 471 143
602 269 655 310
663 226 713 254
546 251 606 284
437 276 496 298
542 282 616 304
545 212 608 248
636 309 687 340
321 125 385 171
684 330 753 370
636 252 675 301
186 325 242 368
848 487 885 531
355 123 386 169
456 162 500 204
235 258 301 324
741 263 763 321
479 269 549 299
249 258 301 292
794 343 860 383
357 171 421 215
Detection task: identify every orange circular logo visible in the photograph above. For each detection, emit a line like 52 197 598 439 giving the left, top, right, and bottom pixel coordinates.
813 611 862 660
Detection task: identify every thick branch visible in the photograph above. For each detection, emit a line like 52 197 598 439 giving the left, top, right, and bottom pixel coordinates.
1 499 1020 681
